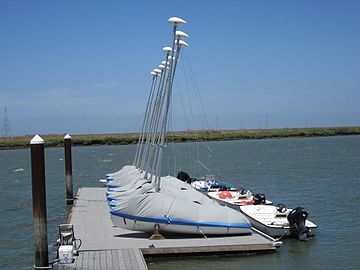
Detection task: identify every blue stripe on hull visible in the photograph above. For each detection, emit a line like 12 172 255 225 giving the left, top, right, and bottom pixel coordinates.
110 209 251 229
107 183 121 188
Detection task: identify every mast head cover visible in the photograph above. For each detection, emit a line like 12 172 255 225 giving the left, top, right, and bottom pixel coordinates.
153 68 162 74
175 40 189 47
168 17 187 25
175 30 189 39
162 46 173 54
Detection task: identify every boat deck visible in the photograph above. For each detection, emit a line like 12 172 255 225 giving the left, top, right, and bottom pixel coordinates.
52 187 279 269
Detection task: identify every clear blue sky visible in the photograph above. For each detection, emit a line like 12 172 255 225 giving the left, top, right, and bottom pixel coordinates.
0 0 359 135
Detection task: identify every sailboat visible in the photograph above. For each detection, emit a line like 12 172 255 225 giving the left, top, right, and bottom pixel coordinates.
105 17 252 235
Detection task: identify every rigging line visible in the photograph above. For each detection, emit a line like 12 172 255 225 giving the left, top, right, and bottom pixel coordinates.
182 53 220 177
180 53 214 175
174 60 197 172
173 79 194 173
178 56 199 126
180 53 207 174
196 143 212 172
190 61 210 130
141 71 165 175
134 76 158 167
206 145 213 152
169 113 178 176
179 52 196 130
151 52 175 175
144 51 172 178
172 75 192 133
182 52 210 129
167 99 178 177
172 79 193 171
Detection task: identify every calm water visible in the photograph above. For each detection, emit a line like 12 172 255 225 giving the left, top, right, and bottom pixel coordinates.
0 136 359 269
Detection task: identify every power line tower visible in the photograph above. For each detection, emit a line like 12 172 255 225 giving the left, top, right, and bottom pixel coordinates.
2 106 12 137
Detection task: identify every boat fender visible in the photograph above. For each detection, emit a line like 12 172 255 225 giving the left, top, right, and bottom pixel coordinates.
253 193 266 205
236 200 254 205
287 207 309 240
276 204 287 213
219 191 234 199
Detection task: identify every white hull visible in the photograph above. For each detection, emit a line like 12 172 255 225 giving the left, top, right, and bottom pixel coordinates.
240 205 317 238
243 214 317 237
208 191 272 208
190 179 233 192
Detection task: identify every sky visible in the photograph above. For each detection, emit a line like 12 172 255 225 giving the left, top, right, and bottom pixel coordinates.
0 0 359 136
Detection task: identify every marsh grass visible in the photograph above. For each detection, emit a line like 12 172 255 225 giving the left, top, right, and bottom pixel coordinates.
1 126 359 150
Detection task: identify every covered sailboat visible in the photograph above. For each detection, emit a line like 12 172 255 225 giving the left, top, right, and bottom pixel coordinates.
106 17 252 235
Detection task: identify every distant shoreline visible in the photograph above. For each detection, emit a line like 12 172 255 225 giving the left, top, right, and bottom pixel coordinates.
1 126 359 150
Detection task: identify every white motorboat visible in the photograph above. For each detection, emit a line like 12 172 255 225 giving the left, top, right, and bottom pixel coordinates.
208 189 272 208
176 172 234 192
240 204 317 240
191 179 220 191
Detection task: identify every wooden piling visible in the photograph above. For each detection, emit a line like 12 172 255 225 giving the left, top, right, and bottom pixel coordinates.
64 134 74 205
30 135 49 268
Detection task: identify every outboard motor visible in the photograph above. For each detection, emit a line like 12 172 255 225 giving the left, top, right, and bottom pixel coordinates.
287 207 309 240
253 193 266 205
177 171 194 183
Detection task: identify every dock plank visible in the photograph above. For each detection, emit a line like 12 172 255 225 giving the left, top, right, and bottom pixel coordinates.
53 249 141 270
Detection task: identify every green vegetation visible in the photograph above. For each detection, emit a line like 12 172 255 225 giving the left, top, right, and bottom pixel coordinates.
1 126 359 150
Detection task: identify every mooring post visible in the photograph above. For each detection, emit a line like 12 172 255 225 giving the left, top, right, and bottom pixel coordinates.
64 134 74 205
30 135 49 269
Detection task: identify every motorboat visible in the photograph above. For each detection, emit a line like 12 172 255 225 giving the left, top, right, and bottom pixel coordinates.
207 189 272 208
240 204 317 240
176 171 234 192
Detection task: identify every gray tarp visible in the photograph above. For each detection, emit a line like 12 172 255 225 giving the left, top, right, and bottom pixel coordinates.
107 166 252 234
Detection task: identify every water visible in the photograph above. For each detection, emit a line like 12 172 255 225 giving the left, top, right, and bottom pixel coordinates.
0 136 359 269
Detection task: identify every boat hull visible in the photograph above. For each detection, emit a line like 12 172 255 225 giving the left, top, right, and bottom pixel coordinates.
239 205 317 238
110 210 252 235
208 195 272 210
106 166 253 236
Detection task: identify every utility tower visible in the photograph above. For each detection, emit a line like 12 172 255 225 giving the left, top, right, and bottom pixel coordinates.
2 106 12 137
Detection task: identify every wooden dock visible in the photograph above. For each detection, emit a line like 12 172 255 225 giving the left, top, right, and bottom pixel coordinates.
53 249 147 270
52 188 279 269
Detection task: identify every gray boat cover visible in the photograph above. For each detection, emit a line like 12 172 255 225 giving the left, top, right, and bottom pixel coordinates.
107 166 252 233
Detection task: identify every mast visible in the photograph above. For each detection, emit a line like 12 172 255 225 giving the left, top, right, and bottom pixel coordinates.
141 52 170 178
152 17 189 191
153 35 189 192
134 17 189 192
134 70 160 168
